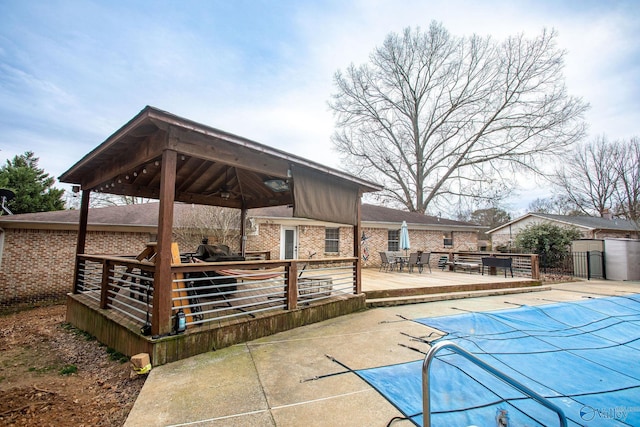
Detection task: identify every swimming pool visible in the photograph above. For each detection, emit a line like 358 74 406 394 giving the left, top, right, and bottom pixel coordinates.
355 295 640 426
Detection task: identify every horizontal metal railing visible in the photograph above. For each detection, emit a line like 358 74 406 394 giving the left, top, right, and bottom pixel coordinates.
429 251 538 278
422 341 567 427
106 265 154 326
75 259 103 300
297 262 355 303
74 254 358 333
76 255 156 326
171 267 287 326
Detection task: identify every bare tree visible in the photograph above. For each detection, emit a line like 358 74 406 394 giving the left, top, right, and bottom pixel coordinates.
88 193 152 208
173 204 247 251
554 135 638 219
330 23 588 214
528 196 581 215
613 137 640 223
555 135 618 216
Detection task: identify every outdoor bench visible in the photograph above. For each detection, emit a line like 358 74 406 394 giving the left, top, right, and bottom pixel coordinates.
481 257 513 277
451 259 481 273
440 255 481 273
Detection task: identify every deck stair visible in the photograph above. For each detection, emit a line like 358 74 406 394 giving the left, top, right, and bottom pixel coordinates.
365 280 548 307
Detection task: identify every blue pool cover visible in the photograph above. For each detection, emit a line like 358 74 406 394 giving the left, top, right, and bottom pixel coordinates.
355 295 640 426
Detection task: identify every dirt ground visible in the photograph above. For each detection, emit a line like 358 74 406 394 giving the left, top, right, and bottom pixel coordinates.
0 304 146 426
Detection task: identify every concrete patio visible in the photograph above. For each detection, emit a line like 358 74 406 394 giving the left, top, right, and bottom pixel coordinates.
123 275 640 427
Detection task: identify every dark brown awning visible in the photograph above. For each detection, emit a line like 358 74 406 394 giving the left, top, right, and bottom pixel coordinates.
292 165 360 225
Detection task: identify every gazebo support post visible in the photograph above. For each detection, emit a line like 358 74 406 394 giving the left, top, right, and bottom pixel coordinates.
153 149 177 336
72 190 91 293
240 207 247 256
286 261 298 310
354 198 362 294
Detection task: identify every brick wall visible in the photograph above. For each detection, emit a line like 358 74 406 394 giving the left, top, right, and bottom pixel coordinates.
0 228 152 309
244 222 478 267
246 223 281 259
1 222 480 309
297 225 354 259
362 228 478 268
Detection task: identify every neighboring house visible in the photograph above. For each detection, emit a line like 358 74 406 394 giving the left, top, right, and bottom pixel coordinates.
0 202 483 308
488 212 640 249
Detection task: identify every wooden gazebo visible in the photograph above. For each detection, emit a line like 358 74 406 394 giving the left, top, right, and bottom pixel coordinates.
59 106 381 364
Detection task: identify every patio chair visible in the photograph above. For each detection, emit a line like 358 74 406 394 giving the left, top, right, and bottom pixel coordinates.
407 252 420 273
379 252 390 271
437 255 450 271
379 252 397 272
419 252 432 273
387 252 401 271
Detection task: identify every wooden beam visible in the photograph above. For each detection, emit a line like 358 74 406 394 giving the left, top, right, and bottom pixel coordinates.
175 157 215 193
167 127 291 178
72 190 91 293
174 193 244 209
152 149 177 336
81 131 167 191
240 207 247 256
286 262 298 310
96 184 161 201
531 254 540 280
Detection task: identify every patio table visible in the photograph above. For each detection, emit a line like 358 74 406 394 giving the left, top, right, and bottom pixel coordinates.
395 255 410 271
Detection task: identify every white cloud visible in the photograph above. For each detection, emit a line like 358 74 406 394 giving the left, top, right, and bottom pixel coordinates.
1 0 638 214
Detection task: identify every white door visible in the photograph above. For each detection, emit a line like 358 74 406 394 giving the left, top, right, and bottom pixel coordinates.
282 227 297 259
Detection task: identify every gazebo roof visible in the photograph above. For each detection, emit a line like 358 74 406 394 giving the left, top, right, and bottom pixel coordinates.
59 106 381 214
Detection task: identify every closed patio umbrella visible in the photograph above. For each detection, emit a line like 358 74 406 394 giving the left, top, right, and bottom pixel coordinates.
400 221 410 256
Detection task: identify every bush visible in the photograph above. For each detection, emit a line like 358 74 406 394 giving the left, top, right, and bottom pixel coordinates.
515 223 582 268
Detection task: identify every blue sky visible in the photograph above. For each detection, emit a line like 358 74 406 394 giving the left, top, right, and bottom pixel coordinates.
1 0 638 214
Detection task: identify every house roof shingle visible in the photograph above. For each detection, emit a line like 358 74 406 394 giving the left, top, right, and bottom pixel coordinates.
0 203 481 230
488 212 639 234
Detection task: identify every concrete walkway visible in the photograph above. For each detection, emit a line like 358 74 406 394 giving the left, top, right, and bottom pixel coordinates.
124 280 640 427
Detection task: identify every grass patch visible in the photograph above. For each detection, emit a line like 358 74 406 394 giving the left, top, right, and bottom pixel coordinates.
106 347 129 364
28 366 55 374
59 364 78 375
60 323 96 341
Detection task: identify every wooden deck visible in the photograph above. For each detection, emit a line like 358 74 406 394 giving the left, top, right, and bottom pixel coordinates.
66 264 543 365
361 267 544 306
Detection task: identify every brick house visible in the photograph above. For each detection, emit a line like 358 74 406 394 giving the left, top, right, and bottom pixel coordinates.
488 212 640 249
248 203 483 266
0 202 482 308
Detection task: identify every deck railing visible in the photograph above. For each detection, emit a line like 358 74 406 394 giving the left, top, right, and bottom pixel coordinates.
429 251 539 279
76 258 104 296
74 255 357 335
